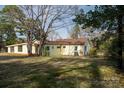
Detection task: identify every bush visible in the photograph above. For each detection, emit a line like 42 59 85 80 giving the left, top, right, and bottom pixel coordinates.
98 36 120 59
89 48 97 57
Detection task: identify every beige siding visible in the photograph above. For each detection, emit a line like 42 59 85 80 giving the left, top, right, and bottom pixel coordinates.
44 45 61 56
8 47 11 53
7 43 86 56
14 46 18 53
22 44 28 54
61 45 83 56
7 44 28 54
32 45 36 54
44 45 84 56
7 44 38 54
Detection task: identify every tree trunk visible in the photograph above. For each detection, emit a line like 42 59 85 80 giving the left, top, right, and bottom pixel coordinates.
37 43 42 56
117 15 123 69
27 30 33 56
37 35 47 56
122 16 124 69
37 40 45 56
27 43 32 56
0 35 2 52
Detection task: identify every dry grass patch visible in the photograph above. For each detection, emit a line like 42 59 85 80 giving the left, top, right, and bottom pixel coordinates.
0 54 124 87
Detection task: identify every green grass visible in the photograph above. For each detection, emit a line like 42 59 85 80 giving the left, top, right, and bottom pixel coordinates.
0 54 124 88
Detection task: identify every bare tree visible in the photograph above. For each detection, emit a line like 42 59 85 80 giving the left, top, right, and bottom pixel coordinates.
47 30 62 41
69 24 81 39
18 5 78 55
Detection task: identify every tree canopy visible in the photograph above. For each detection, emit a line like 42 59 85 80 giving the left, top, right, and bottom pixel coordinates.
73 5 124 69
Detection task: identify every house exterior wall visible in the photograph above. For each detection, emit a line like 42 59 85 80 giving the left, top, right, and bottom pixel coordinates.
7 42 90 56
44 45 84 56
83 41 90 56
32 45 36 54
43 45 61 56
61 45 83 56
22 44 28 54
7 44 33 54
8 47 11 53
8 44 35 54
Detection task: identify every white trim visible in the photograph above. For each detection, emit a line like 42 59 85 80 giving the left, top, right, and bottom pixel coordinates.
6 43 27 47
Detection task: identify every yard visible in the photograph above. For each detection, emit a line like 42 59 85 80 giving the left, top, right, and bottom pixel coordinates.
0 53 124 88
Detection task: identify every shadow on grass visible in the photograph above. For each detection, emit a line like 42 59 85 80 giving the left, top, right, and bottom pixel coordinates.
0 61 80 88
0 57 120 88
0 55 29 61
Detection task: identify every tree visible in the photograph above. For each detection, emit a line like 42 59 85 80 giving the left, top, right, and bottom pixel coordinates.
69 24 81 39
18 5 77 55
0 9 17 46
2 5 35 55
0 23 17 45
48 30 62 41
1 5 78 56
73 5 124 69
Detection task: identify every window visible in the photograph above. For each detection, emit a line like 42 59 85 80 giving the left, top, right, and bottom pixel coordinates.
63 46 66 48
10 46 14 52
57 46 61 48
52 46 54 49
74 46 78 51
74 46 78 56
46 46 50 50
18 45 23 52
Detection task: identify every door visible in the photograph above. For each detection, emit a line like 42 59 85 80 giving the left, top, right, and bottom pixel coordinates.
74 46 79 56
84 46 87 56
45 46 50 56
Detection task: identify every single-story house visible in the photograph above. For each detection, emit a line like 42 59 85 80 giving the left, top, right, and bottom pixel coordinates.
6 38 90 56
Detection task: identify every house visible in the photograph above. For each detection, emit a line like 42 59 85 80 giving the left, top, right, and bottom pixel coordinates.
6 38 90 56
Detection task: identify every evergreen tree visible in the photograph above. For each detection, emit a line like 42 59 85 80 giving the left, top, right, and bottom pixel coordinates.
73 5 124 69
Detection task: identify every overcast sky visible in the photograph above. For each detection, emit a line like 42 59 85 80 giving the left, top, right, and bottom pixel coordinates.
0 5 94 39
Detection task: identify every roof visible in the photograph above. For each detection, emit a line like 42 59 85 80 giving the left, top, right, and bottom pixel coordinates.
46 38 86 45
6 38 87 47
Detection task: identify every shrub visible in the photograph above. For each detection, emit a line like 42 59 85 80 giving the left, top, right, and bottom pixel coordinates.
89 48 97 57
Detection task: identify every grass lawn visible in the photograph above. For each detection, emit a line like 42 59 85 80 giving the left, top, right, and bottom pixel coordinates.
0 53 124 88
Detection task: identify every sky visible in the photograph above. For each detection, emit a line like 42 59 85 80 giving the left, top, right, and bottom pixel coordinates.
0 5 4 10
0 5 94 39
55 5 95 39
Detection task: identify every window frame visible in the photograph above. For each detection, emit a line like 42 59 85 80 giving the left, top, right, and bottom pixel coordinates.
46 46 50 50
63 46 66 48
57 46 61 48
74 46 78 51
10 46 14 53
18 45 23 52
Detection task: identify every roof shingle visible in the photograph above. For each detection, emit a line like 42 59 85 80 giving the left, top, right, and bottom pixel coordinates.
46 38 86 45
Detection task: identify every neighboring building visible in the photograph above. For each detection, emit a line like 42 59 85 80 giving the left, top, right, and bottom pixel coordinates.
6 38 90 56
